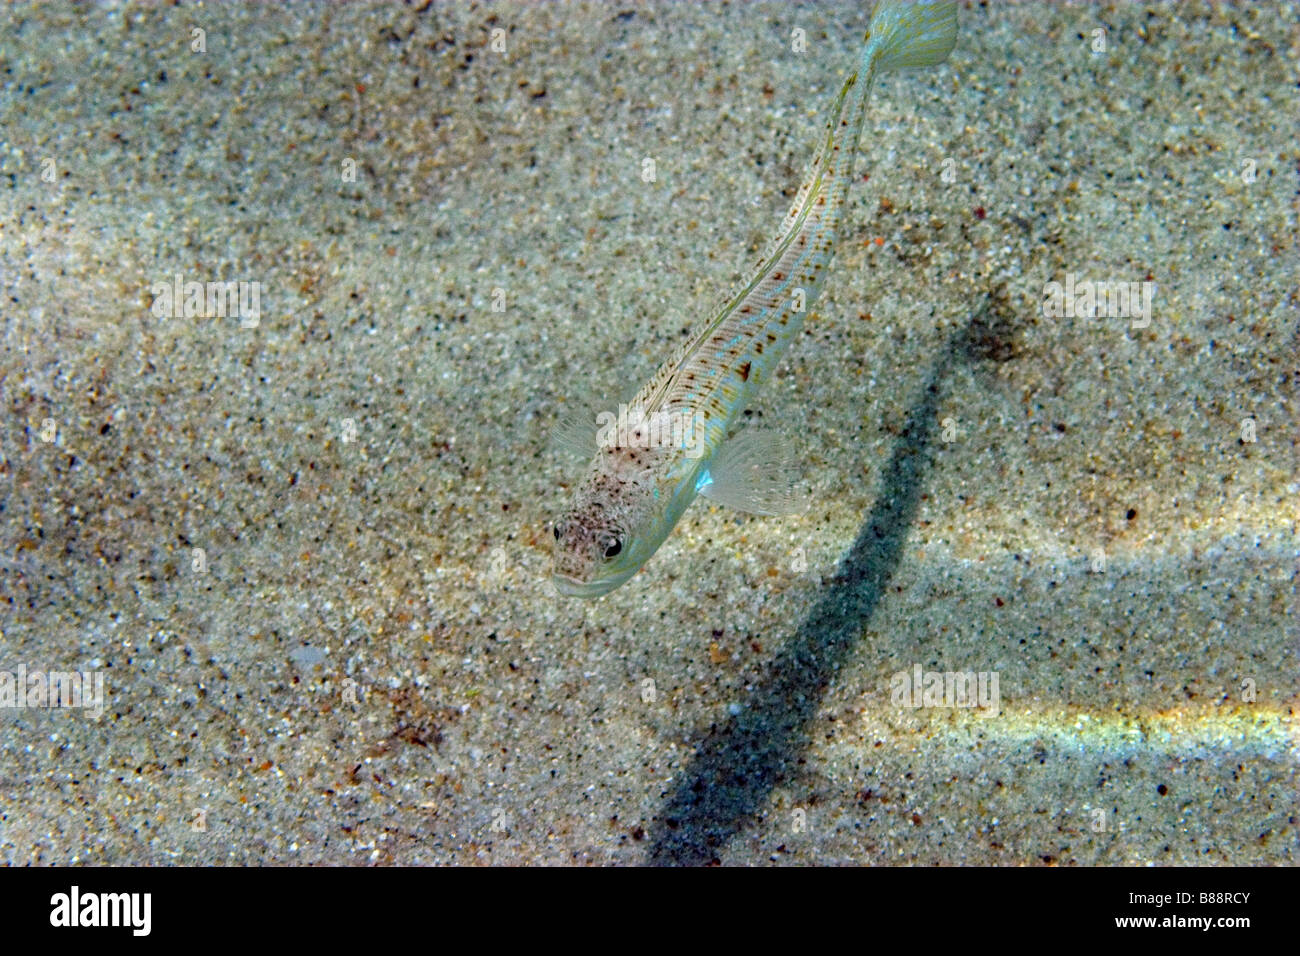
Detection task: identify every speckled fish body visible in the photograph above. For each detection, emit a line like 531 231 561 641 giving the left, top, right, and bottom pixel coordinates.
553 0 958 598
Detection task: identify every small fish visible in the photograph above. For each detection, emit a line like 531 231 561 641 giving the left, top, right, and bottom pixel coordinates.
552 0 958 598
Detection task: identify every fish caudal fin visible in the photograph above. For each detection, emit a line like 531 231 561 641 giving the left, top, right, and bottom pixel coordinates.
864 0 958 72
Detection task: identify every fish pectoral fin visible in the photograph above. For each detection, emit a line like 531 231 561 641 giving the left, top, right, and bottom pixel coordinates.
550 401 601 459
697 427 806 516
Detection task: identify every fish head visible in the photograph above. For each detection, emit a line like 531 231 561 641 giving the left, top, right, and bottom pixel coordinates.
551 438 685 598
550 504 636 598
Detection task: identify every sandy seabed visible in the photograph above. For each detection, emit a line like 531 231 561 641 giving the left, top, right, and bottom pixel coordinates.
0 1 1296 864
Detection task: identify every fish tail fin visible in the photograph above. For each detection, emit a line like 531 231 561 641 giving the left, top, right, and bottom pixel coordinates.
863 0 958 72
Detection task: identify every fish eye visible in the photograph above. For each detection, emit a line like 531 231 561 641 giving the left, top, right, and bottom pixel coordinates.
553 524 562 540
603 537 622 558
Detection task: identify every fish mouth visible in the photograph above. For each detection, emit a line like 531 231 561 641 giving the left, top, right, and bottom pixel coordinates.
551 572 619 599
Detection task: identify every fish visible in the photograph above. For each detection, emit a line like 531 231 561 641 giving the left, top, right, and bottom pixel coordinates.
551 0 958 598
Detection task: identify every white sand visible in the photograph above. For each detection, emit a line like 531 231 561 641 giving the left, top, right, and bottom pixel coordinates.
0 0 1295 864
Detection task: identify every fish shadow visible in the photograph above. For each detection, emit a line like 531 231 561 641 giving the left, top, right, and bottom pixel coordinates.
647 319 976 865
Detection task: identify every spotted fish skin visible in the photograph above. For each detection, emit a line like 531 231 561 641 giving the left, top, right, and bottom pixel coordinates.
553 1 958 598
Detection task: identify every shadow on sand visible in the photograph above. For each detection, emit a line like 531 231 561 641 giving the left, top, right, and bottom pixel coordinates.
648 314 987 865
